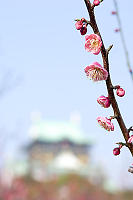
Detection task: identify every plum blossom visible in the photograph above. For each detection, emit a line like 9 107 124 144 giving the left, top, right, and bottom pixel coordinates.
97 95 111 108
84 62 108 82
97 116 114 131
85 34 102 55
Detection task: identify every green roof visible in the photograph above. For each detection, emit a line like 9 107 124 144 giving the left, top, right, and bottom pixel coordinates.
29 120 91 145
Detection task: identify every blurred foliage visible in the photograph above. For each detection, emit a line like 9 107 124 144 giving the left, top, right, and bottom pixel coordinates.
0 174 133 200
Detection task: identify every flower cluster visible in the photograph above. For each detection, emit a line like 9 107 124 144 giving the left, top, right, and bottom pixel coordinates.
75 2 129 163
75 18 88 35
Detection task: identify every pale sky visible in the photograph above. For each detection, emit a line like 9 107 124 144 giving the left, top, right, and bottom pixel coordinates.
0 0 133 189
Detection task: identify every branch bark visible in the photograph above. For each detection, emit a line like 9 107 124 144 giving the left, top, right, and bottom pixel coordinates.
83 0 133 156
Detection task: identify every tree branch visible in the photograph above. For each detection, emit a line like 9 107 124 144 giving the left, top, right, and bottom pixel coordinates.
83 0 133 155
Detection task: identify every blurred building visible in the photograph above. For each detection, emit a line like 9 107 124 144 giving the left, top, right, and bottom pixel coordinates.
27 114 92 180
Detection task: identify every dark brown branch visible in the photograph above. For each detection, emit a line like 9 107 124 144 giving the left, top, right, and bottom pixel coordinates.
83 0 133 155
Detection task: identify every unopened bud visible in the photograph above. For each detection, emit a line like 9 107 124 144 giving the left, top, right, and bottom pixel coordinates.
93 0 100 6
116 88 125 97
111 11 117 15
114 28 120 33
113 147 120 156
80 26 87 35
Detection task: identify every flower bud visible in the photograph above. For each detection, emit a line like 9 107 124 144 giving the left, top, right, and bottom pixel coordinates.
97 96 111 108
116 88 125 97
114 28 120 32
113 147 120 156
111 11 117 15
93 0 100 6
129 69 133 74
80 26 87 35
75 21 83 30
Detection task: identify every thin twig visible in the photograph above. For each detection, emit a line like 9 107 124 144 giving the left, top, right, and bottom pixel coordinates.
113 0 133 81
116 142 128 148
106 45 113 55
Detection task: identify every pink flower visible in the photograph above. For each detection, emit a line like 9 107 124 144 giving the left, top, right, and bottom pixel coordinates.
97 96 111 108
113 147 120 156
75 21 83 30
116 88 125 97
93 0 100 6
85 34 102 55
97 116 114 131
128 135 133 143
84 62 108 82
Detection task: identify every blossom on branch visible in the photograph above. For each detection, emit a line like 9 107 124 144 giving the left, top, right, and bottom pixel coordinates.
113 147 120 156
116 87 125 97
85 34 102 55
93 0 100 6
75 18 88 35
84 62 108 82
97 95 111 108
97 116 114 131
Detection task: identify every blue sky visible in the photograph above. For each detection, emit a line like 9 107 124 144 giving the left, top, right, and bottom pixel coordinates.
0 0 133 188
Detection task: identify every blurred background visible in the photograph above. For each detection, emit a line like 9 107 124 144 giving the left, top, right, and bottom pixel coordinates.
0 0 133 199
